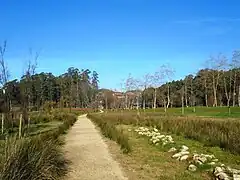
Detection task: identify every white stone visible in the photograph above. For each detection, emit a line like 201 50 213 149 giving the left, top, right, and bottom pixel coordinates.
232 169 240 174
195 160 203 165
208 162 216 165
168 147 177 152
172 151 189 158
181 145 189 151
180 155 189 161
233 174 240 180
216 172 229 180
188 164 197 172
214 167 224 175
172 153 182 158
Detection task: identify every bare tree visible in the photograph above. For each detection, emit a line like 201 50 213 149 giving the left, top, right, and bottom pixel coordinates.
222 59 232 107
124 74 134 109
206 54 227 107
231 50 240 107
0 41 9 134
181 86 184 115
0 41 10 114
151 65 168 110
0 41 9 86
141 73 151 110
163 64 174 109
21 49 39 124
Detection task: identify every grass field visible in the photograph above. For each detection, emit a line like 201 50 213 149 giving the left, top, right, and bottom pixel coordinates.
0 109 83 180
88 107 240 180
120 106 240 118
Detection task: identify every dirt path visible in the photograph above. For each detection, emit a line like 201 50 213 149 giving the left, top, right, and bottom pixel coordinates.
64 114 128 180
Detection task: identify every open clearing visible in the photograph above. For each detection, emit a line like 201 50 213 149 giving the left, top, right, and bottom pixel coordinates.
63 114 127 180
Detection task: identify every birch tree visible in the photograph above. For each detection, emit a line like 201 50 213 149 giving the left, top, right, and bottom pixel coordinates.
141 73 151 110
231 50 240 106
207 54 227 107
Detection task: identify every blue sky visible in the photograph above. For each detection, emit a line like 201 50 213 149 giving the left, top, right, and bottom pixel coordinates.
1 0 240 89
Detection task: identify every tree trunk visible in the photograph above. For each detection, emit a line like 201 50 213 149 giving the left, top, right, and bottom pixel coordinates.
136 96 140 116
143 99 146 110
153 88 157 109
163 99 167 113
76 80 79 107
238 85 240 107
1 114 4 134
233 72 237 107
204 79 208 107
185 84 188 107
224 77 230 107
125 94 128 109
181 91 184 115
212 76 217 107
166 84 170 108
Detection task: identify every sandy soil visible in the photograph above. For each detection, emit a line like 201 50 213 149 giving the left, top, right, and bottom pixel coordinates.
63 114 128 180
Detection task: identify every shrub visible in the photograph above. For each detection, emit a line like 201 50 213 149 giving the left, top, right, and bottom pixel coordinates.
89 112 240 155
87 114 131 153
0 111 77 180
0 136 67 180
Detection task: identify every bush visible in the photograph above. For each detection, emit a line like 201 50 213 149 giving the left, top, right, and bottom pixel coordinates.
87 114 131 153
0 111 77 180
91 112 240 154
0 136 67 180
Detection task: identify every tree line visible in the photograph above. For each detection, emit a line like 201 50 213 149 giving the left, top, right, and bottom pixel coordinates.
100 51 240 110
0 41 99 127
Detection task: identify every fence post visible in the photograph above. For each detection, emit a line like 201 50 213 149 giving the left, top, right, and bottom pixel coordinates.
28 116 30 128
19 114 22 139
1 113 4 134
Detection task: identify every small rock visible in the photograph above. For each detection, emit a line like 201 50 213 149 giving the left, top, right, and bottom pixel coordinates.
168 147 177 152
173 151 190 158
198 156 208 163
216 172 229 180
195 160 203 165
232 169 240 174
214 167 224 175
233 174 240 180
180 155 189 161
181 145 189 151
212 159 219 162
172 153 182 158
188 164 197 172
208 162 216 166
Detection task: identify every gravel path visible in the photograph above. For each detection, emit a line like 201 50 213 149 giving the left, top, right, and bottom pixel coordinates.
64 114 128 180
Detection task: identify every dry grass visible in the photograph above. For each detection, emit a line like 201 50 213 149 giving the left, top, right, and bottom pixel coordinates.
0 111 78 180
106 124 211 180
92 112 240 154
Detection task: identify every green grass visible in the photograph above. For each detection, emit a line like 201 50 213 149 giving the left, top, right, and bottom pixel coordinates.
88 114 131 153
88 109 240 179
111 124 211 180
0 110 78 180
127 106 240 118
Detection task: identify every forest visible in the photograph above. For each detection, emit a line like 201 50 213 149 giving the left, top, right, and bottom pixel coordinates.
100 51 240 110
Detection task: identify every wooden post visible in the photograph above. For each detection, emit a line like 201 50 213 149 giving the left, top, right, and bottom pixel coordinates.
181 89 184 115
19 114 22 139
1 114 4 134
28 116 30 128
